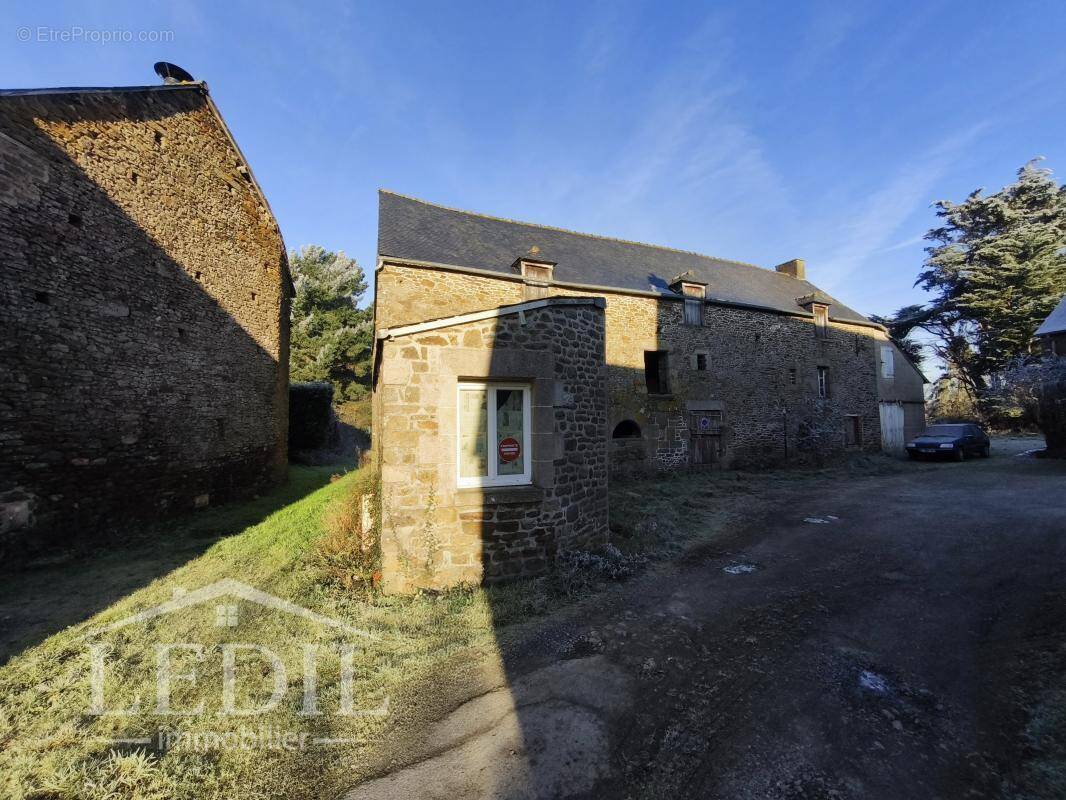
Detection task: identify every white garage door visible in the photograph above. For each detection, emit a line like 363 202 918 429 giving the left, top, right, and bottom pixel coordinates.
879 402 905 452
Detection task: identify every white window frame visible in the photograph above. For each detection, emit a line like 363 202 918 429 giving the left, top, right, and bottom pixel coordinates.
817 366 829 398
456 382 532 488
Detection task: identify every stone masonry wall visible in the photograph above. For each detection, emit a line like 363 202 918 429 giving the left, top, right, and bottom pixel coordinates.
0 88 289 550
374 299 608 592
376 262 886 470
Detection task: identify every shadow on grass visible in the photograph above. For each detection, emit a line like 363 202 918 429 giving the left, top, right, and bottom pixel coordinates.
0 464 342 666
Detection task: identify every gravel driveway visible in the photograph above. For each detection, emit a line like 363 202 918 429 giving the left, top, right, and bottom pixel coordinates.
355 438 1066 799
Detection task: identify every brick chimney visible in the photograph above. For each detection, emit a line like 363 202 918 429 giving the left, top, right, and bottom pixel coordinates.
774 258 805 280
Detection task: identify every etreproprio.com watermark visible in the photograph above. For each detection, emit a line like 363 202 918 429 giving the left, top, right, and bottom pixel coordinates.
16 26 175 44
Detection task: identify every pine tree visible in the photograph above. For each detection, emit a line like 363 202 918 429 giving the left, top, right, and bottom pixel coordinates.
887 160 1066 415
288 245 373 403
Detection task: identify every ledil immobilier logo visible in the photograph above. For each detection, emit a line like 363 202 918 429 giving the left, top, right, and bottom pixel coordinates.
76 579 387 752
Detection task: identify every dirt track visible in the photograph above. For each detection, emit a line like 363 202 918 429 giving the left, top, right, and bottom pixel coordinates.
351 439 1066 799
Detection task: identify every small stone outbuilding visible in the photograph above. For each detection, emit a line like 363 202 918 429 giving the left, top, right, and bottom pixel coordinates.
0 80 290 550
374 297 608 593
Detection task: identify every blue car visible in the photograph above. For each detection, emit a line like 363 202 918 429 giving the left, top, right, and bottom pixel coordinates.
906 423 991 461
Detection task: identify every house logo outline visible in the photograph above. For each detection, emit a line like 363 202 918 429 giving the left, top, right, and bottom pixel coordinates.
81 579 380 641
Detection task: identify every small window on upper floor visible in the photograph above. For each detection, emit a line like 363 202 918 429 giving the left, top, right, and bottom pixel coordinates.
523 263 552 281
695 353 708 371
515 258 555 282
817 366 829 398
789 368 797 385
683 298 702 326
644 350 670 395
813 305 829 338
880 344 895 379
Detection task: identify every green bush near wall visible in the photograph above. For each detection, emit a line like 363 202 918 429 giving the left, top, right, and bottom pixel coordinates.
288 381 335 451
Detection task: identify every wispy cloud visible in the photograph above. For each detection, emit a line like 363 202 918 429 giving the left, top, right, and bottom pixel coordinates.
873 234 927 255
558 13 795 252
788 4 865 84
811 122 988 291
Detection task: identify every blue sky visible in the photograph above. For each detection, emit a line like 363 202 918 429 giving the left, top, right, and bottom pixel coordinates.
6 0 1066 326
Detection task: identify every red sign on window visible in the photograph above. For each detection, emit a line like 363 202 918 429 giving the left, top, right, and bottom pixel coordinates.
498 437 521 463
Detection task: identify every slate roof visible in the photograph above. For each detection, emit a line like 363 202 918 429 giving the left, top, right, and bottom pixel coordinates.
378 191 875 325
1036 295 1066 336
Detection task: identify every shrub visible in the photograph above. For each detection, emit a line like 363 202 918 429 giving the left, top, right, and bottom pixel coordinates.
552 544 647 596
313 472 380 593
289 382 336 452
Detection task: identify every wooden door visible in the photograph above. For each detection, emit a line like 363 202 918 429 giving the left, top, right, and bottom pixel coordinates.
690 411 723 466
692 435 721 465
879 403 905 452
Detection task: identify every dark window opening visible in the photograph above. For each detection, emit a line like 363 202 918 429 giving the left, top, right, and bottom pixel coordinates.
33 290 50 305
788 368 797 385
696 353 708 371
154 130 164 146
68 212 82 227
612 420 642 439
817 366 829 398
644 351 670 394
177 327 187 340
194 271 202 280
844 415 862 447
251 292 257 301
130 171 140 185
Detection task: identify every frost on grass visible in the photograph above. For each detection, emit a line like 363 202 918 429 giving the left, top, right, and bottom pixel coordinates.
554 545 647 596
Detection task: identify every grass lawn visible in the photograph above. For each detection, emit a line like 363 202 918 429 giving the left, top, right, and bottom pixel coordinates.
0 454 908 799
0 466 519 799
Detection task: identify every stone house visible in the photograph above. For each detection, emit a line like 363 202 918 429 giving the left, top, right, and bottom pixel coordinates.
372 192 925 591
0 79 290 550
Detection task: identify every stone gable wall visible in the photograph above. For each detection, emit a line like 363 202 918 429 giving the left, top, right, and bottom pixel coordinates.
377 262 888 471
0 89 289 549
374 300 608 592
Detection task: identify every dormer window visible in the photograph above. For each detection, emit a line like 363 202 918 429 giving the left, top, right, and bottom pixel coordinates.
797 293 831 339
513 258 555 282
813 304 829 338
513 257 556 299
669 273 707 327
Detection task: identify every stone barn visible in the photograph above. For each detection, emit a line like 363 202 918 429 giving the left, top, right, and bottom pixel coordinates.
372 192 926 591
0 79 290 551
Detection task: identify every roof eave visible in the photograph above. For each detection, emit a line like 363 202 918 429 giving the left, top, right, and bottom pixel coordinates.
377 255 887 332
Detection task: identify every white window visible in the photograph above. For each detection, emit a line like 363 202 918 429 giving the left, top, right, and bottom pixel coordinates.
457 383 532 488
880 345 895 378
817 366 829 398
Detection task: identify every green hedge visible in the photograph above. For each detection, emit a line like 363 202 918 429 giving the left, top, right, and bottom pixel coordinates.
289 382 335 451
